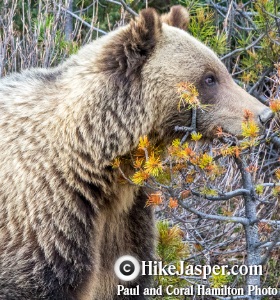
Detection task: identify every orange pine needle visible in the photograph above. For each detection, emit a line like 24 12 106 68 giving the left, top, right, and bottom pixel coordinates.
169 197 178 209
145 192 163 207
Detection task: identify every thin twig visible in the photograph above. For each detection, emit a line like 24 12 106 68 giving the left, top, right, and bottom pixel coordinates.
260 228 280 264
106 0 138 17
249 67 273 94
179 200 249 225
221 33 266 61
60 6 107 35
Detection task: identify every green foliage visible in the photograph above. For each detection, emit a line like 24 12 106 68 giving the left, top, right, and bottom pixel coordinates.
210 268 233 288
157 221 189 262
262 256 280 298
255 184 264 194
200 186 218 197
188 6 228 55
155 221 190 300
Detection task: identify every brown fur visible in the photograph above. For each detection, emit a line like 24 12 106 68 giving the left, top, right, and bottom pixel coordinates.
0 6 271 300
161 5 189 30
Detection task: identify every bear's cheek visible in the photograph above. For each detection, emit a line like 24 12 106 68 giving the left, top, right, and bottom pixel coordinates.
194 109 218 137
150 106 191 143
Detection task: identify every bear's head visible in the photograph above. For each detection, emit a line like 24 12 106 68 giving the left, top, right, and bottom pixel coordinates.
95 6 272 147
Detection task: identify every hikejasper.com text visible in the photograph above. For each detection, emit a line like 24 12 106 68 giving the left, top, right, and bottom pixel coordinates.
141 261 263 279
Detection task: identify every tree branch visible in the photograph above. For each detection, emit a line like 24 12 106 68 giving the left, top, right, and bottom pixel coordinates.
191 188 250 201
179 200 249 225
60 6 107 35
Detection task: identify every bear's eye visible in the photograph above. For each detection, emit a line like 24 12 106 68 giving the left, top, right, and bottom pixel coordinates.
205 75 216 86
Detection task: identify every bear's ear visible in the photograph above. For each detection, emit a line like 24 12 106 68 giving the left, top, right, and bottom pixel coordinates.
161 5 189 30
97 8 162 85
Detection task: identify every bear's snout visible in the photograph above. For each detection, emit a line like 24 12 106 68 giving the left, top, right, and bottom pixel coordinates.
258 108 274 126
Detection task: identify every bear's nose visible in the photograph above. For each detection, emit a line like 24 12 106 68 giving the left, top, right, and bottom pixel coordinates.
259 108 274 125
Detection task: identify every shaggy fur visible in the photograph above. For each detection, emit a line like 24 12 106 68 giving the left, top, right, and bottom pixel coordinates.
0 6 271 300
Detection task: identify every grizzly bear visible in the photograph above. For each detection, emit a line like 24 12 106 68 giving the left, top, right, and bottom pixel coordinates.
0 5 272 300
